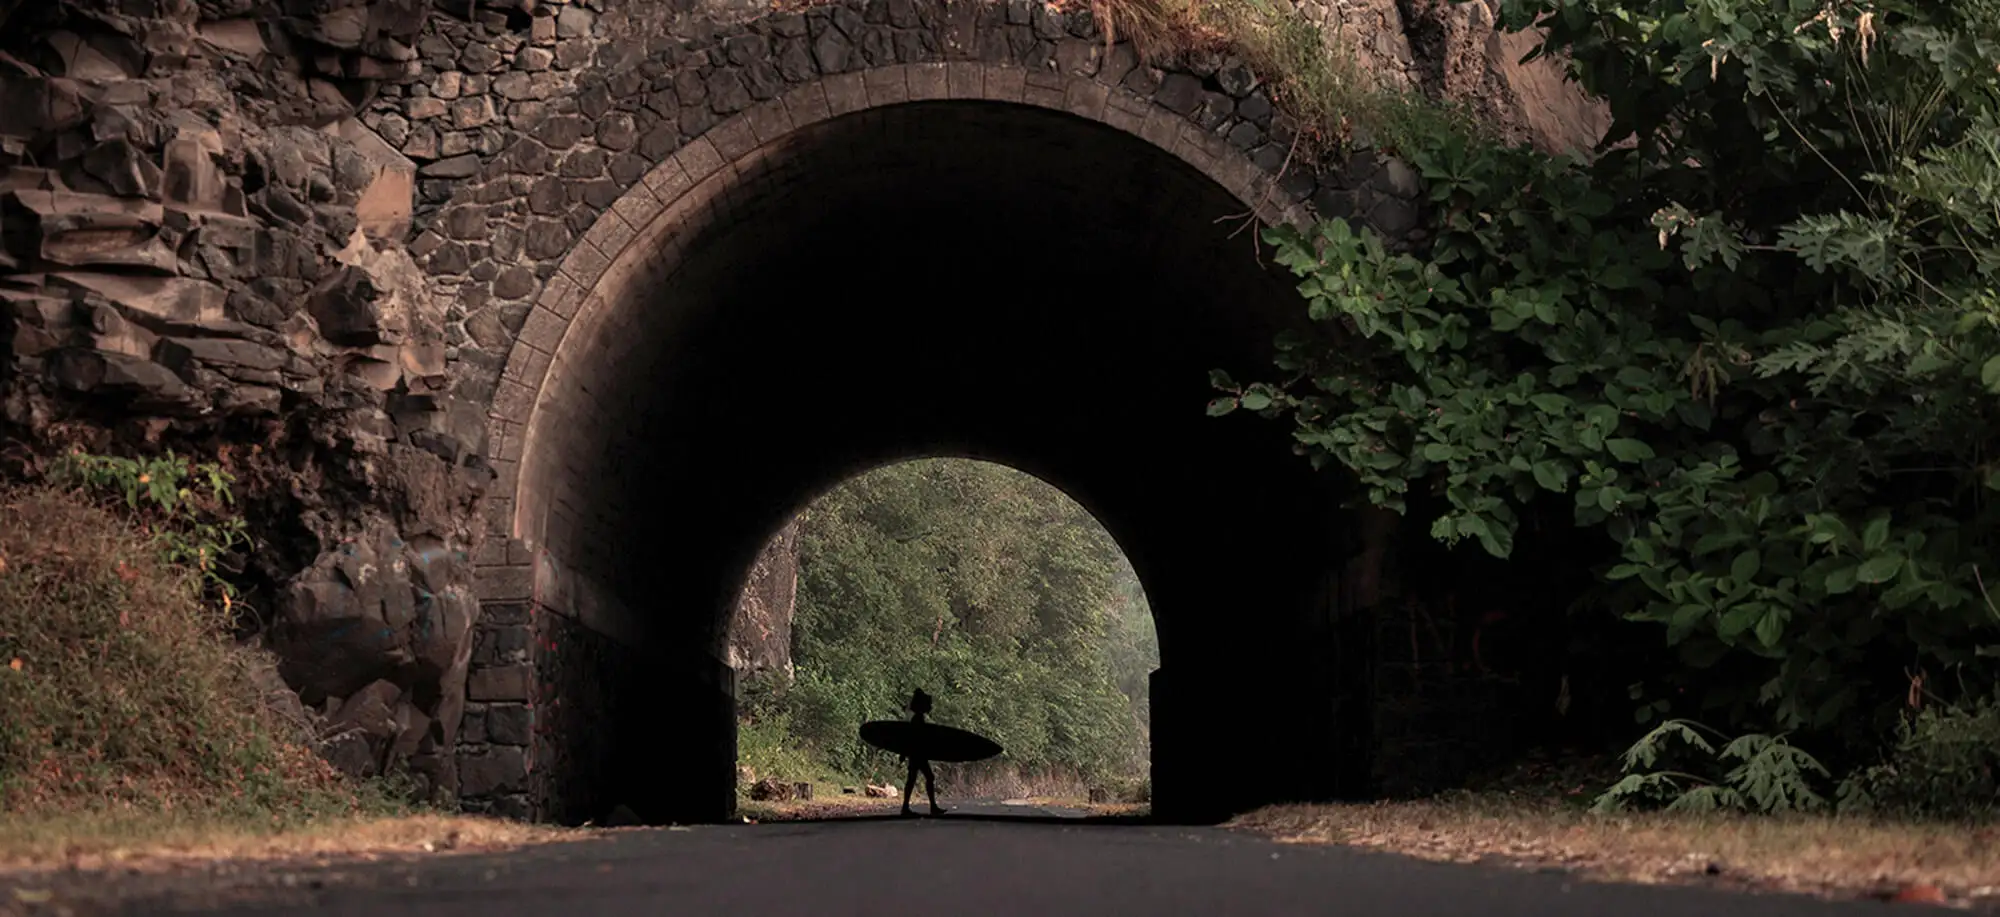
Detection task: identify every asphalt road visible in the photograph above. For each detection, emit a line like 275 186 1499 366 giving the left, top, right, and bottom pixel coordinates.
88 808 1900 917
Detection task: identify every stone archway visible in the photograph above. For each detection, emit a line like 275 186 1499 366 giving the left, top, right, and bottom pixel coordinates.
489 60 1319 561
441 25 1428 820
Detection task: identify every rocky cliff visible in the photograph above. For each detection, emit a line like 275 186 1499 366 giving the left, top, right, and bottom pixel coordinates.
0 0 486 801
728 517 798 683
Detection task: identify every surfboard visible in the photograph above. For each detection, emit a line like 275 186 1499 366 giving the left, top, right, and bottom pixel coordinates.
858 720 1003 763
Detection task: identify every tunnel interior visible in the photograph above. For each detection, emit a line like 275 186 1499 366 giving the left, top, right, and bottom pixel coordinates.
513 100 1373 824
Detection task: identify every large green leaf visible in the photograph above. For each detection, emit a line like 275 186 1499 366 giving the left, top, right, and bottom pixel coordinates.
1855 554 1904 585
1607 438 1656 462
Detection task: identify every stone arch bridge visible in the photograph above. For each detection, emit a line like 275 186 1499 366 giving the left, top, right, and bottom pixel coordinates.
0 0 1598 824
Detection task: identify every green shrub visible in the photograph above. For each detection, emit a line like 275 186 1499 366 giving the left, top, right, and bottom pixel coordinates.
1592 719 1837 814
1221 0 2000 812
1849 698 2000 819
736 708 843 789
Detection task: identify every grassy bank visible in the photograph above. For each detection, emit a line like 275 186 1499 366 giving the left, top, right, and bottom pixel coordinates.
0 475 511 871
0 811 583 873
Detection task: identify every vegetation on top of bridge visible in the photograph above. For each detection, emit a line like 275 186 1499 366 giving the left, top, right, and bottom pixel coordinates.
736 458 1157 799
1214 0 2000 817
1093 0 1483 159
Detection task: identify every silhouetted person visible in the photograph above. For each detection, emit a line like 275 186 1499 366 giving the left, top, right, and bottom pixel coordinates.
901 688 947 817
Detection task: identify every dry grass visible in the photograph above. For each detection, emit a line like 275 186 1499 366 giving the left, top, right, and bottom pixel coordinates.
1087 0 1483 158
0 483 364 816
0 812 589 875
1231 795 2000 906
0 481 453 882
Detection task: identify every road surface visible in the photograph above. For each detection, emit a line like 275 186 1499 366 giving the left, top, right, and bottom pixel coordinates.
17 805 1910 917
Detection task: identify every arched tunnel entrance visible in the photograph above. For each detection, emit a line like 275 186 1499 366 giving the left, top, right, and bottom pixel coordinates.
502 97 1375 825
728 457 1164 807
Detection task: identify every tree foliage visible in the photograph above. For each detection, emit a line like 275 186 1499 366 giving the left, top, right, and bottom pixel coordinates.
742 459 1158 786
1220 0 2000 774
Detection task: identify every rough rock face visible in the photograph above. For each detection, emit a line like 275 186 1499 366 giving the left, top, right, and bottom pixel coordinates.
728 518 799 684
0 0 487 802
1391 0 1610 154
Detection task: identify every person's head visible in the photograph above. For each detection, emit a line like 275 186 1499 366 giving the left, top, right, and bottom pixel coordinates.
909 688 933 714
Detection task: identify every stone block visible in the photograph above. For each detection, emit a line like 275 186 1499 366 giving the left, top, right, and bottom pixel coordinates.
980 64 1025 102
642 158 694 206
519 306 566 356
1062 78 1110 120
477 625 534 667
537 271 584 319
467 663 534 702
486 703 534 745
675 138 726 185
610 183 664 230
580 209 636 262
457 745 529 796
863 65 909 105
779 81 832 131
822 71 868 116
744 99 794 146
482 493 515 534
907 62 949 99
481 601 533 625
1138 105 1182 151
459 704 488 744
946 60 981 97
476 559 535 602
490 794 535 820
1024 82 1072 109
1102 98 1145 135
705 115 759 163
561 238 612 289
479 450 515 494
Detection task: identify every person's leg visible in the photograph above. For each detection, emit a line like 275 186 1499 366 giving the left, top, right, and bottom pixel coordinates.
922 762 945 814
902 760 919 815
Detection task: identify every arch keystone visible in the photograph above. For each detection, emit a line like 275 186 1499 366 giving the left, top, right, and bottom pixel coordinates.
980 64 1025 102
908 62 950 99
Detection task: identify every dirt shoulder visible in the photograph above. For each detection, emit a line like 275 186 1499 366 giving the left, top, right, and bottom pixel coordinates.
0 811 593 877
0 812 605 917
1229 796 2000 909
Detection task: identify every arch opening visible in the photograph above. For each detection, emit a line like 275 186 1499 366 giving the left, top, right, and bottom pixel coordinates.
507 97 1370 826
728 457 1161 808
